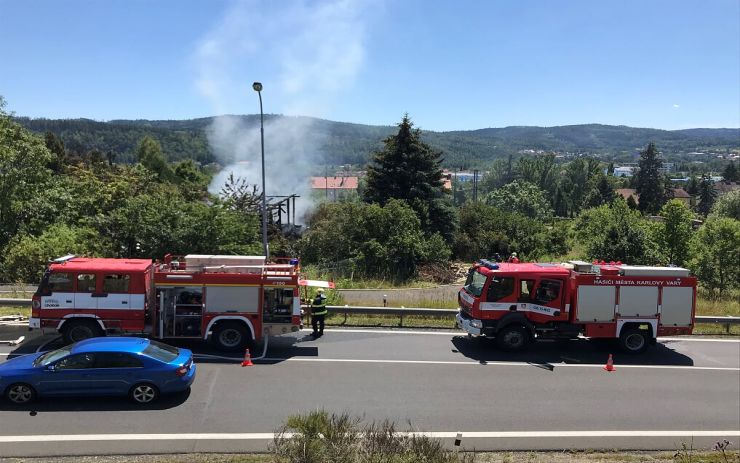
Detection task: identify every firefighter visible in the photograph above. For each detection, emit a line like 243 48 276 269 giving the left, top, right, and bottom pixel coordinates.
311 288 328 337
508 252 520 264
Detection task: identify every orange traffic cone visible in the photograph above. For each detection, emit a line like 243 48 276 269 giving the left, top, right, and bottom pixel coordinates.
241 348 254 367
603 354 615 372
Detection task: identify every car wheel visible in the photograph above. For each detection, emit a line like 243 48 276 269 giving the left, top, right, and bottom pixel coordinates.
6 383 36 404
212 322 251 352
63 319 104 344
496 325 531 352
129 383 159 404
619 328 650 354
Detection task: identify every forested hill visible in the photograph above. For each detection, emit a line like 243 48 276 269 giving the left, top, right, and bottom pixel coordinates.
15 116 740 167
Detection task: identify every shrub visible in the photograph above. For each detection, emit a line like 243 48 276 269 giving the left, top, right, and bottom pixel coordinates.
272 410 474 463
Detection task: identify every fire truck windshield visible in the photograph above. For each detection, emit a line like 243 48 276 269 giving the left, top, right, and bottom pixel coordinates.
463 269 487 297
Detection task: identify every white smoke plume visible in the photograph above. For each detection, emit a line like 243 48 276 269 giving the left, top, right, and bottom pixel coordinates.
193 0 371 223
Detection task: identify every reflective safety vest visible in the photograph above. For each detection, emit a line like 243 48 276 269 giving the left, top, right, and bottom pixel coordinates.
311 296 328 316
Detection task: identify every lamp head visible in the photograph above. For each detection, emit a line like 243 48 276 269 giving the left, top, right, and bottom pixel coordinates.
252 82 263 92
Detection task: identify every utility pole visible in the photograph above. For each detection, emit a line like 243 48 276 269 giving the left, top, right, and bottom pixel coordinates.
252 82 268 259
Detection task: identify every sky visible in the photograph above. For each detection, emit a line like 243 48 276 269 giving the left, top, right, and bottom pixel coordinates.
1 0 739 131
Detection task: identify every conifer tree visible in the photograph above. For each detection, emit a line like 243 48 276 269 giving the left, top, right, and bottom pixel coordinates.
635 142 666 215
696 173 717 216
722 161 738 183
364 115 456 240
686 175 699 196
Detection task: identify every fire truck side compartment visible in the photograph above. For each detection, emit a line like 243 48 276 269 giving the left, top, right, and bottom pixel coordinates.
618 286 658 318
660 286 694 327
575 285 616 322
204 286 259 312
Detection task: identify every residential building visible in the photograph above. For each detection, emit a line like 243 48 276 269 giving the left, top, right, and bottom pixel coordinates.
310 176 359 201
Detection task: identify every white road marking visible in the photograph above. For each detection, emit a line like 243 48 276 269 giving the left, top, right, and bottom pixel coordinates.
262 357 740 371
3 352 736 370
310 328 740 343
0 430 737 443
659 337 740 343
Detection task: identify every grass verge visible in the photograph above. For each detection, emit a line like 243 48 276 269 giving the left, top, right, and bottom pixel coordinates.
0 306 30 318
14 450 739 462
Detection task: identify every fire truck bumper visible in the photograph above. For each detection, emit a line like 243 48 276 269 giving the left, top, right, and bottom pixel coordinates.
28 317 41 329
456 311 482 337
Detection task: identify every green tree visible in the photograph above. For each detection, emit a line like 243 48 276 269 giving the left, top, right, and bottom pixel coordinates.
711 190 740 220
690 217 740 297
696 173 717 216
559 158 600 214
481 155 515 193
453 203 565 261
573 199 659 264
0 224 113 283
484 180 553 220
103 188 260 259
173 159 209 200
722 161 738 182
219 172 262 214
44 131 66 172
685 175 699 196
635 142 666 214
626 194 638 210
0 99 54 249
363 115 456 241
136 136 172 181
584 172 615 208
657 200 693 266
553 184 570 217
301 199 449 281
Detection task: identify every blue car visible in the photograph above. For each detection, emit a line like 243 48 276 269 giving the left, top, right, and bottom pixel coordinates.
0 337 195 405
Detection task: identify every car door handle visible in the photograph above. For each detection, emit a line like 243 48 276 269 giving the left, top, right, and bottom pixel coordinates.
122 301 128 304
66 300 72 303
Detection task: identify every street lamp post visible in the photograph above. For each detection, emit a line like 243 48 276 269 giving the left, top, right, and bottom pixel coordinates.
252 81 269 259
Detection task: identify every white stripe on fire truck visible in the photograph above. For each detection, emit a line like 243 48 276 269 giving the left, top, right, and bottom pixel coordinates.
0 430 737 443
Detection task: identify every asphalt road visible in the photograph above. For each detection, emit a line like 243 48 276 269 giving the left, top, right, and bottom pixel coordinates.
0 328 738 457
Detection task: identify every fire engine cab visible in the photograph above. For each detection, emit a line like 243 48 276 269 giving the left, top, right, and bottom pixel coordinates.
456 260 696 354
30 254 307 351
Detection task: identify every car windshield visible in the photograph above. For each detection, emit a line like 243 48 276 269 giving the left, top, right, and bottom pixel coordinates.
142 340 179 363
463 269 488 297
33 346 72 367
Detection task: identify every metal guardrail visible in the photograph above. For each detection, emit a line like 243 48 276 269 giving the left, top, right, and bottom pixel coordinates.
3 299 738 331
319 306 740 332
0 298 30 307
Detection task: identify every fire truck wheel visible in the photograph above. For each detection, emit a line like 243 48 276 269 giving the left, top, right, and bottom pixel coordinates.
5 383 36 404
62 319 104 344
619 328 649 354
129 383 160 404
495 325 531 352
212 322 251 352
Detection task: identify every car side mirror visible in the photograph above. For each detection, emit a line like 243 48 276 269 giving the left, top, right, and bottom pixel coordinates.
45 365 56 372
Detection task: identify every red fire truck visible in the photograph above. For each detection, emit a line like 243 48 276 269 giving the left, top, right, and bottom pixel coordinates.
456 260 696 354
30 254 316 351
